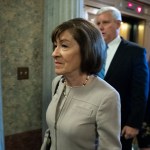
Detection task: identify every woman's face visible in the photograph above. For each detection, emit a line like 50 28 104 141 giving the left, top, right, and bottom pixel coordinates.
52 30 81 76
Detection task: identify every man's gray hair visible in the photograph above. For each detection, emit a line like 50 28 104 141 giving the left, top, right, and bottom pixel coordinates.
96 6 122 21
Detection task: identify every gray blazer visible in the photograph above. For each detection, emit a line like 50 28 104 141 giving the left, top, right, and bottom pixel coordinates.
41 76 122 150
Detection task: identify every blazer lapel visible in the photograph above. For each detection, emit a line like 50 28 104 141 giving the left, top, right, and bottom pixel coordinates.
104 39 126 80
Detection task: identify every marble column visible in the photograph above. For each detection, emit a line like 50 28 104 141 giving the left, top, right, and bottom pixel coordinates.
42 0 84 136
0 51 5 150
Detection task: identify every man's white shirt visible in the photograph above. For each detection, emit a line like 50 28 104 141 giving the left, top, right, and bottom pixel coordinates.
105 36 121 75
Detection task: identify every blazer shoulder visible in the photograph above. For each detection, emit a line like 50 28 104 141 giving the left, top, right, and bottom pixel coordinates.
96 77 120 97
120 38 146 51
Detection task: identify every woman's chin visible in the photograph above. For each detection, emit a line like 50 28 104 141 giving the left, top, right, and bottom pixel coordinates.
55 70 63 75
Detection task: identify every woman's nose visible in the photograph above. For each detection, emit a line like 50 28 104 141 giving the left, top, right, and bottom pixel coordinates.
52 46 60 57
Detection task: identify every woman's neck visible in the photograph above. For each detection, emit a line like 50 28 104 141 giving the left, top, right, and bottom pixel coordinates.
63 74 90 87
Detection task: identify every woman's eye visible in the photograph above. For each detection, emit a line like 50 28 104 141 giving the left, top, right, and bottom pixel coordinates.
61 44 68 48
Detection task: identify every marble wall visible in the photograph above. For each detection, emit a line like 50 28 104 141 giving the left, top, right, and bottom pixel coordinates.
0 0 44 139
0 0 84 149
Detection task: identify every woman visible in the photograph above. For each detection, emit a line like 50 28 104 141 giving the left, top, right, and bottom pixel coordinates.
41 18 121 150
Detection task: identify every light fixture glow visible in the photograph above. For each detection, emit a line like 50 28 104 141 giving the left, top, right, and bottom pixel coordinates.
136 6 142 13
128 2 133 8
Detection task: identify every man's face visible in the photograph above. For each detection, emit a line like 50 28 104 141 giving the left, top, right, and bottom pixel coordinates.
95 12 121 44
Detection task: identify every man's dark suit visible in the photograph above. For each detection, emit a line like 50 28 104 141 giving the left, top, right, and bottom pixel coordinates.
104 38 149 150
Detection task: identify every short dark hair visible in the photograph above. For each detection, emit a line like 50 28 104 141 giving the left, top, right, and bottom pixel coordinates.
51 18 106 75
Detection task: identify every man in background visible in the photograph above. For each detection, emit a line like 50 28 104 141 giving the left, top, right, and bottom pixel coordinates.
94 6 149 150
137 57 150 150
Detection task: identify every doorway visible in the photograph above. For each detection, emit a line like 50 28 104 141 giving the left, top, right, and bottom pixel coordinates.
120 15 145 46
